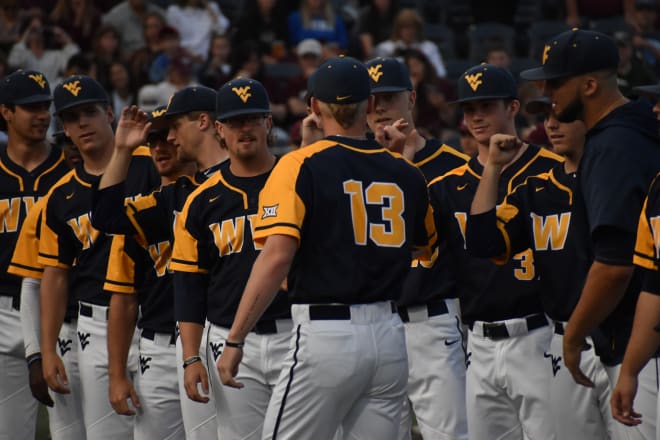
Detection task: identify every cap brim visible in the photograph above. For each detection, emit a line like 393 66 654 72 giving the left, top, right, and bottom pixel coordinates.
525 97 552 114
450 94 517 104
217 108 271 121
371 86 412 94
55 98 107 115
633 84 660 97
14 95 52 105
519 66 569 81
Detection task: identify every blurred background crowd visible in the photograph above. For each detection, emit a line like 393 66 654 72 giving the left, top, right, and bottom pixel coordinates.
0 0 658 153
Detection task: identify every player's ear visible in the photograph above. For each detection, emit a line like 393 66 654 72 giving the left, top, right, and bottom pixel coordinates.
0 104 12 124
508 99 520 117
199 113 211 130
311 97 321 116
581 75 599 98
408 90 416 110
214 119 223 138
105 104 114 124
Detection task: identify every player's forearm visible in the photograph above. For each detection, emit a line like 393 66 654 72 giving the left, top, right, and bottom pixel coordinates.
21 277 42 358
99 148 133 189
108 293 138 379
227 235 297 342
179 322 204 360
40 267 69 357
620 291 660 376
471 162 502 215
565 261 633 342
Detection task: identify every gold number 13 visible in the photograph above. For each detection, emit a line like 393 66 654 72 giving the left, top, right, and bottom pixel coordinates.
343 180 406 247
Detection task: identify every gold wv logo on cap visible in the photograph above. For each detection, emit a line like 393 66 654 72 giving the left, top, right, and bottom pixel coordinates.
232 86 252 103
368 64 384 82
465 72 483 92
28 74 46 89
542 45 551 65
152 108 166 117
63 81 82 97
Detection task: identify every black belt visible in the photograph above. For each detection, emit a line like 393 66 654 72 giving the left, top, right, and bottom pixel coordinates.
554 321 565 335
141 329 177 345
397 300 449 323
253 320 282 335
471 313 548 339
1 294 20 311
79 303 108 320
308 303 397 320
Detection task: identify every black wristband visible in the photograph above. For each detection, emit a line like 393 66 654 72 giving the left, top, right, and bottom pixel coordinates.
182 355 201 369
225 340 245 349
26 354 42 368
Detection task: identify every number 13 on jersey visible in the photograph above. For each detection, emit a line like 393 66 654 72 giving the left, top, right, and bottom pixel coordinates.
343 180 406 247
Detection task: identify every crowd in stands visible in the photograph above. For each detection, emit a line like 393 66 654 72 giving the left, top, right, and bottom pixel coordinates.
0 0 658 150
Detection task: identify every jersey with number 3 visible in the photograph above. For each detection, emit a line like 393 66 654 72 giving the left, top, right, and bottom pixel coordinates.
428 144 562 324
253 136 437 305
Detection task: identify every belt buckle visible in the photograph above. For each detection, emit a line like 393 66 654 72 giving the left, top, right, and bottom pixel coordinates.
483 322 508 339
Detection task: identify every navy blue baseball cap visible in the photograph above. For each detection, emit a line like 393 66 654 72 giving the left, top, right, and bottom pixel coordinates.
634 83 660 98
365 57 413 94
0 70 51 106
148 105 169 135
165 86 216 118
453 64 518 103
53 75 108 114
520 29 619 81
216 78 270 120
310 56 371 105
525 96 552 114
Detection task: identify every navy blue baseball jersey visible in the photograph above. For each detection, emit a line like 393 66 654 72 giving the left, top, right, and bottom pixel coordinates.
0 145 69 303
171 161 291 327
104 176 199 333
38 148 159 306
466 163 592 322
253 136 437 305
399 140 469 307
428 144 563 324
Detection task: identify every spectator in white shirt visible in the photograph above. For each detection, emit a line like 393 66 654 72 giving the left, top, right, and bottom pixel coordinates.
166 0 229 60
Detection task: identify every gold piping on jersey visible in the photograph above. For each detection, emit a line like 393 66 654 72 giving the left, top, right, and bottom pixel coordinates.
415 144 470 168
33 151 66 191
634 195 658 270
104 235 137 294
0 158 24 191
8 198 47 279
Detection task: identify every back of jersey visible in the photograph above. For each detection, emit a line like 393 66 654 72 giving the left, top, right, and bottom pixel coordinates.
254 136 436 305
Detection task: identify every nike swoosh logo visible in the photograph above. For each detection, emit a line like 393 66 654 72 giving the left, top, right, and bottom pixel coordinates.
457 184 468 191
535 187 544 192
336 95 352 101
444 339 458 346
209 195 220 203
66 192 75 199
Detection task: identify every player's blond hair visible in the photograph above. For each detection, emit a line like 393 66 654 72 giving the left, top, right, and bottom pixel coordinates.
318 101 368 129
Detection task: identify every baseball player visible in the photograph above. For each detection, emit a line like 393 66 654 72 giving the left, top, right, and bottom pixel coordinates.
38 75 160 439
467 97 623 439
101 105 197 440
170 78 293 440
0 70 70 440
9 195 87 440
365 57 469 440
610 83 660 435
217 57 437 440
92 87 225 440
427 64 563 440
521 30 660 440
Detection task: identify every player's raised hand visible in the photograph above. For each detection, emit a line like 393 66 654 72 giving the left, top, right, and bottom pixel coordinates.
375 118 410 155
41 352 70 394
611 373 642 426
184 361 211 403
562 336 595 388
28 356 54 407
114 105 151 152
300 112 324 148
109 375 141 416
218 344 244 389
487 134 523 167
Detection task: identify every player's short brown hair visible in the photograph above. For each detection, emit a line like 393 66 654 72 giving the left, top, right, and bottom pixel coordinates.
319 101 368 129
